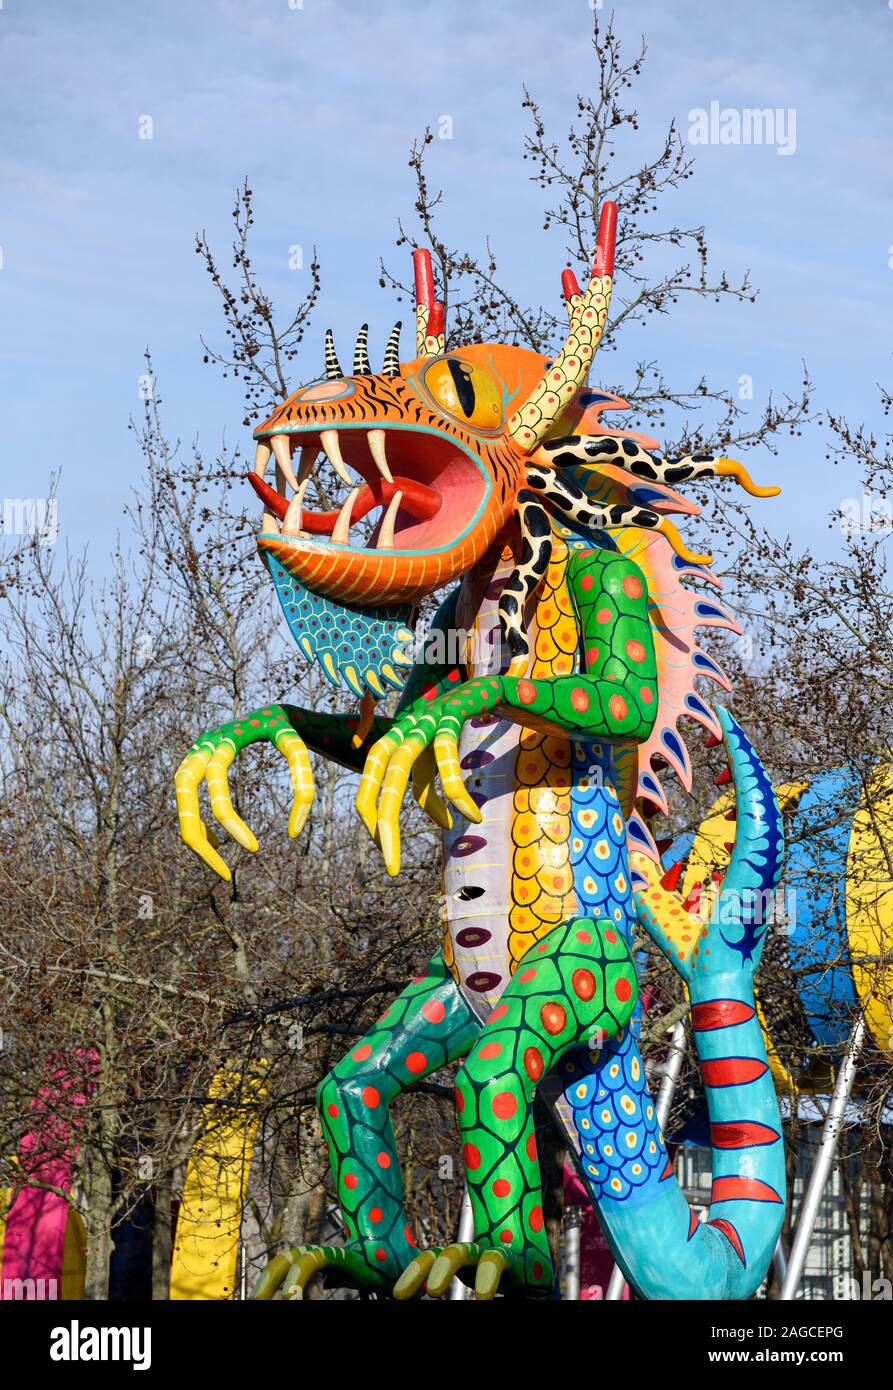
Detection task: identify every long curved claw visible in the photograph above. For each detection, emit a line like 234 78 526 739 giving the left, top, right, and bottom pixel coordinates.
425 1242 481 1298
474 1249 509 1300
359 723 483 875
412 746 453 830
205 741 259 851
200 822 221 851
432 733 484 824
281 1248 327 1299
274 729 315 838
176 715 316 881
250 1250 300 1301
377 734 429 876
356 732 401 839
175 748 233 881
392 1249 438 1301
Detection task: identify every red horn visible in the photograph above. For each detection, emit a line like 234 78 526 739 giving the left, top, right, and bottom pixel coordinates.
593 200 617 278
412 248 435 308
412 248 444 339
561 269 582 302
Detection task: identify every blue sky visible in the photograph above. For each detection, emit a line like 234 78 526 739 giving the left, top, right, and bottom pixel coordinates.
1 0 891 559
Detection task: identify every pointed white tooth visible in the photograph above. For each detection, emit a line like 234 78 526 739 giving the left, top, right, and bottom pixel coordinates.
261 511 281 533
253 442 272 476
282 479 309 537
297 446 317 484
367 429 394 485
271 434 300 492
320 429 352 486
376 490 403 550
332 487 360 544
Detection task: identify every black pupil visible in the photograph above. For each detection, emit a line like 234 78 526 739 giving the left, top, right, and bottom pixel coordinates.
447 359 476 418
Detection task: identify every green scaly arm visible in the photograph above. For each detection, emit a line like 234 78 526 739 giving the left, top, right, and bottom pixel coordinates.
357 549 658 874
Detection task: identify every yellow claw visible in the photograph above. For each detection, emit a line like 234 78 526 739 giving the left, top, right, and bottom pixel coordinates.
175 749 233 881
377 735 429 876
199 822 221 850
250 1251 297 1301
412 746 453 830
180 825 232 881
274 729 315 838
474 1249 509 1300
281 1249 328 1299
356 733 400 838
205 741 259 852
433 733 483 824
714 457 781 498
393 1250 438 1301
425 1243 479 1298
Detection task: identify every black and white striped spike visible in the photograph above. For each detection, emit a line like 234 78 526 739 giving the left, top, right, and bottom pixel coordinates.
354 323 371 376
382 321 402 376
324 329 343 381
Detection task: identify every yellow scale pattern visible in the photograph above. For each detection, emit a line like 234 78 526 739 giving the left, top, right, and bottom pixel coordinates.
506 274 612 451
507 539 580 967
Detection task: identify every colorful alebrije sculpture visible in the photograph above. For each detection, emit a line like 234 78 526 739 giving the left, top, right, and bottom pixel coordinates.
176 203 788 1300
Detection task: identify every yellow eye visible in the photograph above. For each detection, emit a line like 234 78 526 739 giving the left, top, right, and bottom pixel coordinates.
423 356 503 430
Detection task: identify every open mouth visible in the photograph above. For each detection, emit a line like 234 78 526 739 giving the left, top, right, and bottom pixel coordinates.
248 424 488 554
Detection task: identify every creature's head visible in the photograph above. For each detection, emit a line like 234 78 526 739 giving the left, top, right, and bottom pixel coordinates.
248 203 777 697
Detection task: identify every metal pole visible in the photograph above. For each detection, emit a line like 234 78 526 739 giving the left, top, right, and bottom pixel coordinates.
780 1014 867 1302
605 1020 686 1301
772 1234 788 1285
449 1185 475 1300
563 1207 581 1301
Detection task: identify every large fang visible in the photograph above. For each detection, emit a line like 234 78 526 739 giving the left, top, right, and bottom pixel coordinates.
255 436 278 531
376 490 403 550
282 479 309 537
320 429 352 486
271 434 299 492
367 429 394 485
332 488 360 544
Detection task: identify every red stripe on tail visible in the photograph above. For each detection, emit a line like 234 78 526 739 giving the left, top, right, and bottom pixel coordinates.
711 1121 781 1149
691 999 755 1031
700 1056 767 1087
711 1176 783 1204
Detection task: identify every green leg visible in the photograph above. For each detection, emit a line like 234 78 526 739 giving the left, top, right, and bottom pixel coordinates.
254 954 480 1298
431 917 637 1298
